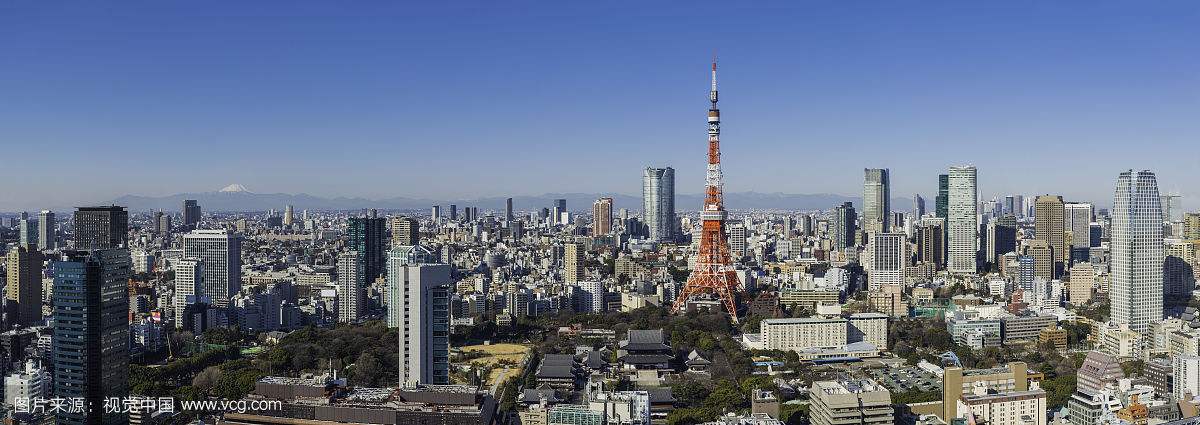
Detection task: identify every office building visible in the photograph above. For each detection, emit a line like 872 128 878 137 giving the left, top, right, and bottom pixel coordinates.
1024 240 1054 282
391 263 452 386
913 194 926 218
947 166 978 274
1034 195 1066 277
182 229 242 308
37 210 55 251
6 246 44 327
729 222 748 259
809 380 893 425
52 249 130 425
592 197 613 237
759 318 848 351
986 214 1017 266
936 174 949 221
564 242 585 283
182 199 201 227
505 197 514 222
862 168 890 235
1111 170 1163 335
18 219 38 250
173 259 205 328
956 388 1046 425
73 206 129 250
348 216 387 282
337 251 365 324
4 359 50 408
867 233 905 290
1185 212 1200 240
1065 202 1093 261
387 255 451 330
942 363 1030 422
642 167 675 242
282 205 294 226
391 216 420 247
917 218 945 268
832 202 857 251
1068 263 1094 305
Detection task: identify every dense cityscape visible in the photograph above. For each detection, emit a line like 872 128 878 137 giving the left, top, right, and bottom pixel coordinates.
1 54 1198 425
6 3 1200 425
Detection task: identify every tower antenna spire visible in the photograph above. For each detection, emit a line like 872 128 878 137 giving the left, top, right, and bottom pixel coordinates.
674 55 741 323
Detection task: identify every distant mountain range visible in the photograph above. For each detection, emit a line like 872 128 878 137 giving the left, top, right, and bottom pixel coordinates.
107 187 915 213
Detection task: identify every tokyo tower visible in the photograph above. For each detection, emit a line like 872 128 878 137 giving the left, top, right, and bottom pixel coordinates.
671 58 743 323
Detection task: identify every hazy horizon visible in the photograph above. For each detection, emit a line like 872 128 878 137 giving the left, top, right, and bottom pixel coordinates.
3 2 1197 211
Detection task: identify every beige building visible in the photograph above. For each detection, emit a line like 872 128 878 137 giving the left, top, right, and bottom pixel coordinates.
1067 263 1094 305
942 362 1030 421
956 385 1047 425
760 317 848 351
810 380 893 425
389 216 420 247
564 242 585 283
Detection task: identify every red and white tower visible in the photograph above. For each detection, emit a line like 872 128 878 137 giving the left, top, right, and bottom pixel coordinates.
672 58 742 323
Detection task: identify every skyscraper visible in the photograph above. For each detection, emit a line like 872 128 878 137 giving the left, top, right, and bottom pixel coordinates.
390 216 420 247
73 206 129 250
1065 202 1094 262
157 212 172 235
832 202 857 251
182 229 241 308
337 251 365 323
935 174 949 220
986 214 1017 266
392 263 451 387
17 218 37 250
431 205 441 221
564 242 585 283
182 199 201 227
505 197 514 222
947 166 978 274
642 167 676 242
868 232 905 291
282 205 295 226
1111 170 1163 335
37 210 55 251
729 222 748 259
52 249 130 425
1034 195 1066 278
173 258 204 328
6 246 44 327
916 218 945 268
913 194 926 218
592 197 613 237
862 168 891 235
347 216 387 282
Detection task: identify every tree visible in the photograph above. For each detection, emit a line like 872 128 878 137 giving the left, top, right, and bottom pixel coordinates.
192 366 222 393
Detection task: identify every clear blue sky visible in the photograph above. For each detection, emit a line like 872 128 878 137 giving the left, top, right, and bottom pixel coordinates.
2 1 1198 211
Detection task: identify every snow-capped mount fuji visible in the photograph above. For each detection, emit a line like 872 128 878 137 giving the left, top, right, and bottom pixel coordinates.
219 184 250 193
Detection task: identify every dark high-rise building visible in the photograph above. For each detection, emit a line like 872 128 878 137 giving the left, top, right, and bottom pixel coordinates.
6 246 44 327
449 205 458 221
832 202 857 251
917 218 945 269
935 174 949 220
182 199 201 227
987 214 1018 266
348 216 387 282
505 198 514 222
53 249 130 425
73 206 129 250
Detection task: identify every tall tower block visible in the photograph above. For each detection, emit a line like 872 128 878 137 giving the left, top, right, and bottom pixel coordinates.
672 58 742 322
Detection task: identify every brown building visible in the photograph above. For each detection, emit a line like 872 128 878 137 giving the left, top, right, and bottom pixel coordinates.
1034 195 1066 278
5 246 43 327
1039 326 1068 352
592 197 613 237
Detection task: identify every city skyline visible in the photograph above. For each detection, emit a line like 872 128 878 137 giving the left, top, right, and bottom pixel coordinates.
3 2 1199 210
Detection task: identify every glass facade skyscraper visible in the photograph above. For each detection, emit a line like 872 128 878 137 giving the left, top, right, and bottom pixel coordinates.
1111 170 1163 335
642 167 675 243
